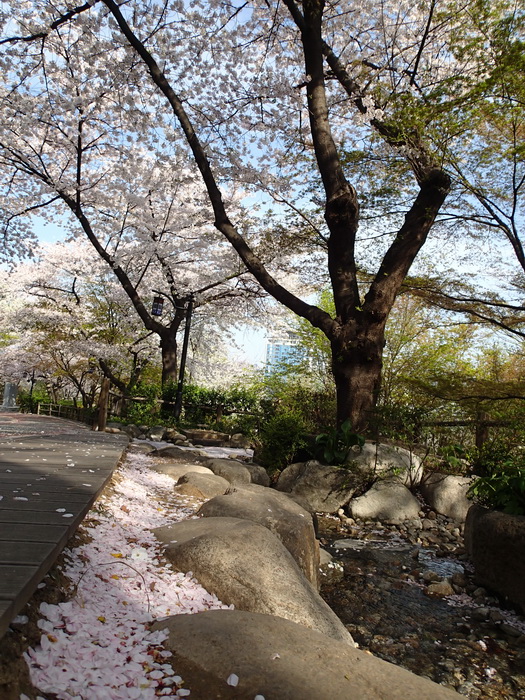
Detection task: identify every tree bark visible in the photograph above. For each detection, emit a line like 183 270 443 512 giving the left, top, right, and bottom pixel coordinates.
160 334 178 386
331 319 385 433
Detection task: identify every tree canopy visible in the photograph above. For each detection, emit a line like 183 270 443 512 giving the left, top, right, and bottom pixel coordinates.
1 0 525 429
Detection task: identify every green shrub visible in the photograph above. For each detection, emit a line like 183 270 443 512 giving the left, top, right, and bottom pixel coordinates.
315 419 365 466
256 411 307 473
17 388 50 413
124 382 161 425
468 459 525 516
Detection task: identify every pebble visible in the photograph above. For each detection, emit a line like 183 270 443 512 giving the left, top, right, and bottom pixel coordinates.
319 507 525 700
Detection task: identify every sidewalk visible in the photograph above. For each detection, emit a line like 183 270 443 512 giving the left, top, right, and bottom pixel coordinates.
0 413 129 639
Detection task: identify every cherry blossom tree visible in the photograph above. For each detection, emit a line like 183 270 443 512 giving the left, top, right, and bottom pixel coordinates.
1 0 502 430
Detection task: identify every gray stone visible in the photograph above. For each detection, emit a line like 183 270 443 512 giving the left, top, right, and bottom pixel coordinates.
229 433 253 449
351 442 423 486
152 609 461 700
182 428 230 446
348 479 421 523
154 516 352 644
148 424 167 441
150 462 213 481
244 462 271 486
151 445 208 462
121 423 142 438
465 504 525 614
163 428 187 443
420 473 473 522
204 457 252 486
175 472 230 499
128 441 157 454
198 486 320 587
276 460 361 513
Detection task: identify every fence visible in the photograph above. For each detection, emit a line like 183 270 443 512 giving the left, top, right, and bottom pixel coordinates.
36 403 96 426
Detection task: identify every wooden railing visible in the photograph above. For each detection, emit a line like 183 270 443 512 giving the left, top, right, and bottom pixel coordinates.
36 403 96 425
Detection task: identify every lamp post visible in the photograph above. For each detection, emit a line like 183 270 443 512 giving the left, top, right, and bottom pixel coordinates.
173 295 194 421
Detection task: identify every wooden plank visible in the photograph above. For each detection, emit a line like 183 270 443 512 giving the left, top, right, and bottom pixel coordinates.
0 564 40 599
0 493 94 505
0 523 69 543
0 508 86 526
0 479 105 492
0 541 57 565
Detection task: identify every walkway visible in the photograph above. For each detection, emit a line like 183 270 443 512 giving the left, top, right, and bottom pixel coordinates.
0 413 129 639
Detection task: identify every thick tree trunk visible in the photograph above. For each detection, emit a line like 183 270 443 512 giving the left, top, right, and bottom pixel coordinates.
160 335 178 387
331 322 385 434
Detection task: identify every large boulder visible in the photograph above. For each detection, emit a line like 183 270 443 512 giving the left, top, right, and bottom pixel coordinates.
276 460 361 513
120 423 142 438
149 462 214 481
151 445 208 463
244 462 270 487
420 473 473 522
465 504 525 614
148 424 167 441
351 442 423 487
153 516 352 644
182 428 230 446
229 433 253 449
204 458 252 486
163 427 188 443
347 479 421 523
198 485 320 587
175 471 231 500
152 610 461 700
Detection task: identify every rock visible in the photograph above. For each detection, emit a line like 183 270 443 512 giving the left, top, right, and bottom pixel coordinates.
182 428 230 446
350 442 423 486
148 424 167 441
175 472 230 499
422 518 436 530
163 428 187 443
198 486 320 587
465 504 525 614
276 460 361 513
426 580 455 597
149 462 213 481
152 609 461 700
244 462 271 487
319 547 332 566
120 423 142 438
451 572 467 588
347 479 421 523
154 516 352 644
104 427 122 434
229 433 253 449
421 570 442 584
151 445 208 462
204 457 252 486
420 473 473 522
128 441 156 454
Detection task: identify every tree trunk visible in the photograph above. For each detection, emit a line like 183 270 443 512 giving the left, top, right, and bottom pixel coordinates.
160 335 178 387
331 322 385 434
96 377 111 432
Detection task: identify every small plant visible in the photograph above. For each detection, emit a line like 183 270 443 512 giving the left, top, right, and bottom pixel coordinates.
468 456 525 516
315 419 365 466
437 443 470 475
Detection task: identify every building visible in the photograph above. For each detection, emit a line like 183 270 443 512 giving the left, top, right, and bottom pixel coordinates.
265 331 304 374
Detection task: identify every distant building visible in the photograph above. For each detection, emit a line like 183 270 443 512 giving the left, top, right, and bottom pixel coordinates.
265 331 304 374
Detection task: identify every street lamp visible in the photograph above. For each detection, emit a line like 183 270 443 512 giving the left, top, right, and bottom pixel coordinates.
173 295 194 421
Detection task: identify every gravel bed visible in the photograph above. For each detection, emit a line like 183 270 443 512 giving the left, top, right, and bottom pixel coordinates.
319 511 525 699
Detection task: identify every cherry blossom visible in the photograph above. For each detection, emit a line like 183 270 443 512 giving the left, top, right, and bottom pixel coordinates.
23 450 232 699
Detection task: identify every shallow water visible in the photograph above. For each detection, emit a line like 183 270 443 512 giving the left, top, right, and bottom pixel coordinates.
320 518 525 699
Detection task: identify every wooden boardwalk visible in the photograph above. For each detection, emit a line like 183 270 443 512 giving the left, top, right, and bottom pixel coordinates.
0 413 128 639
